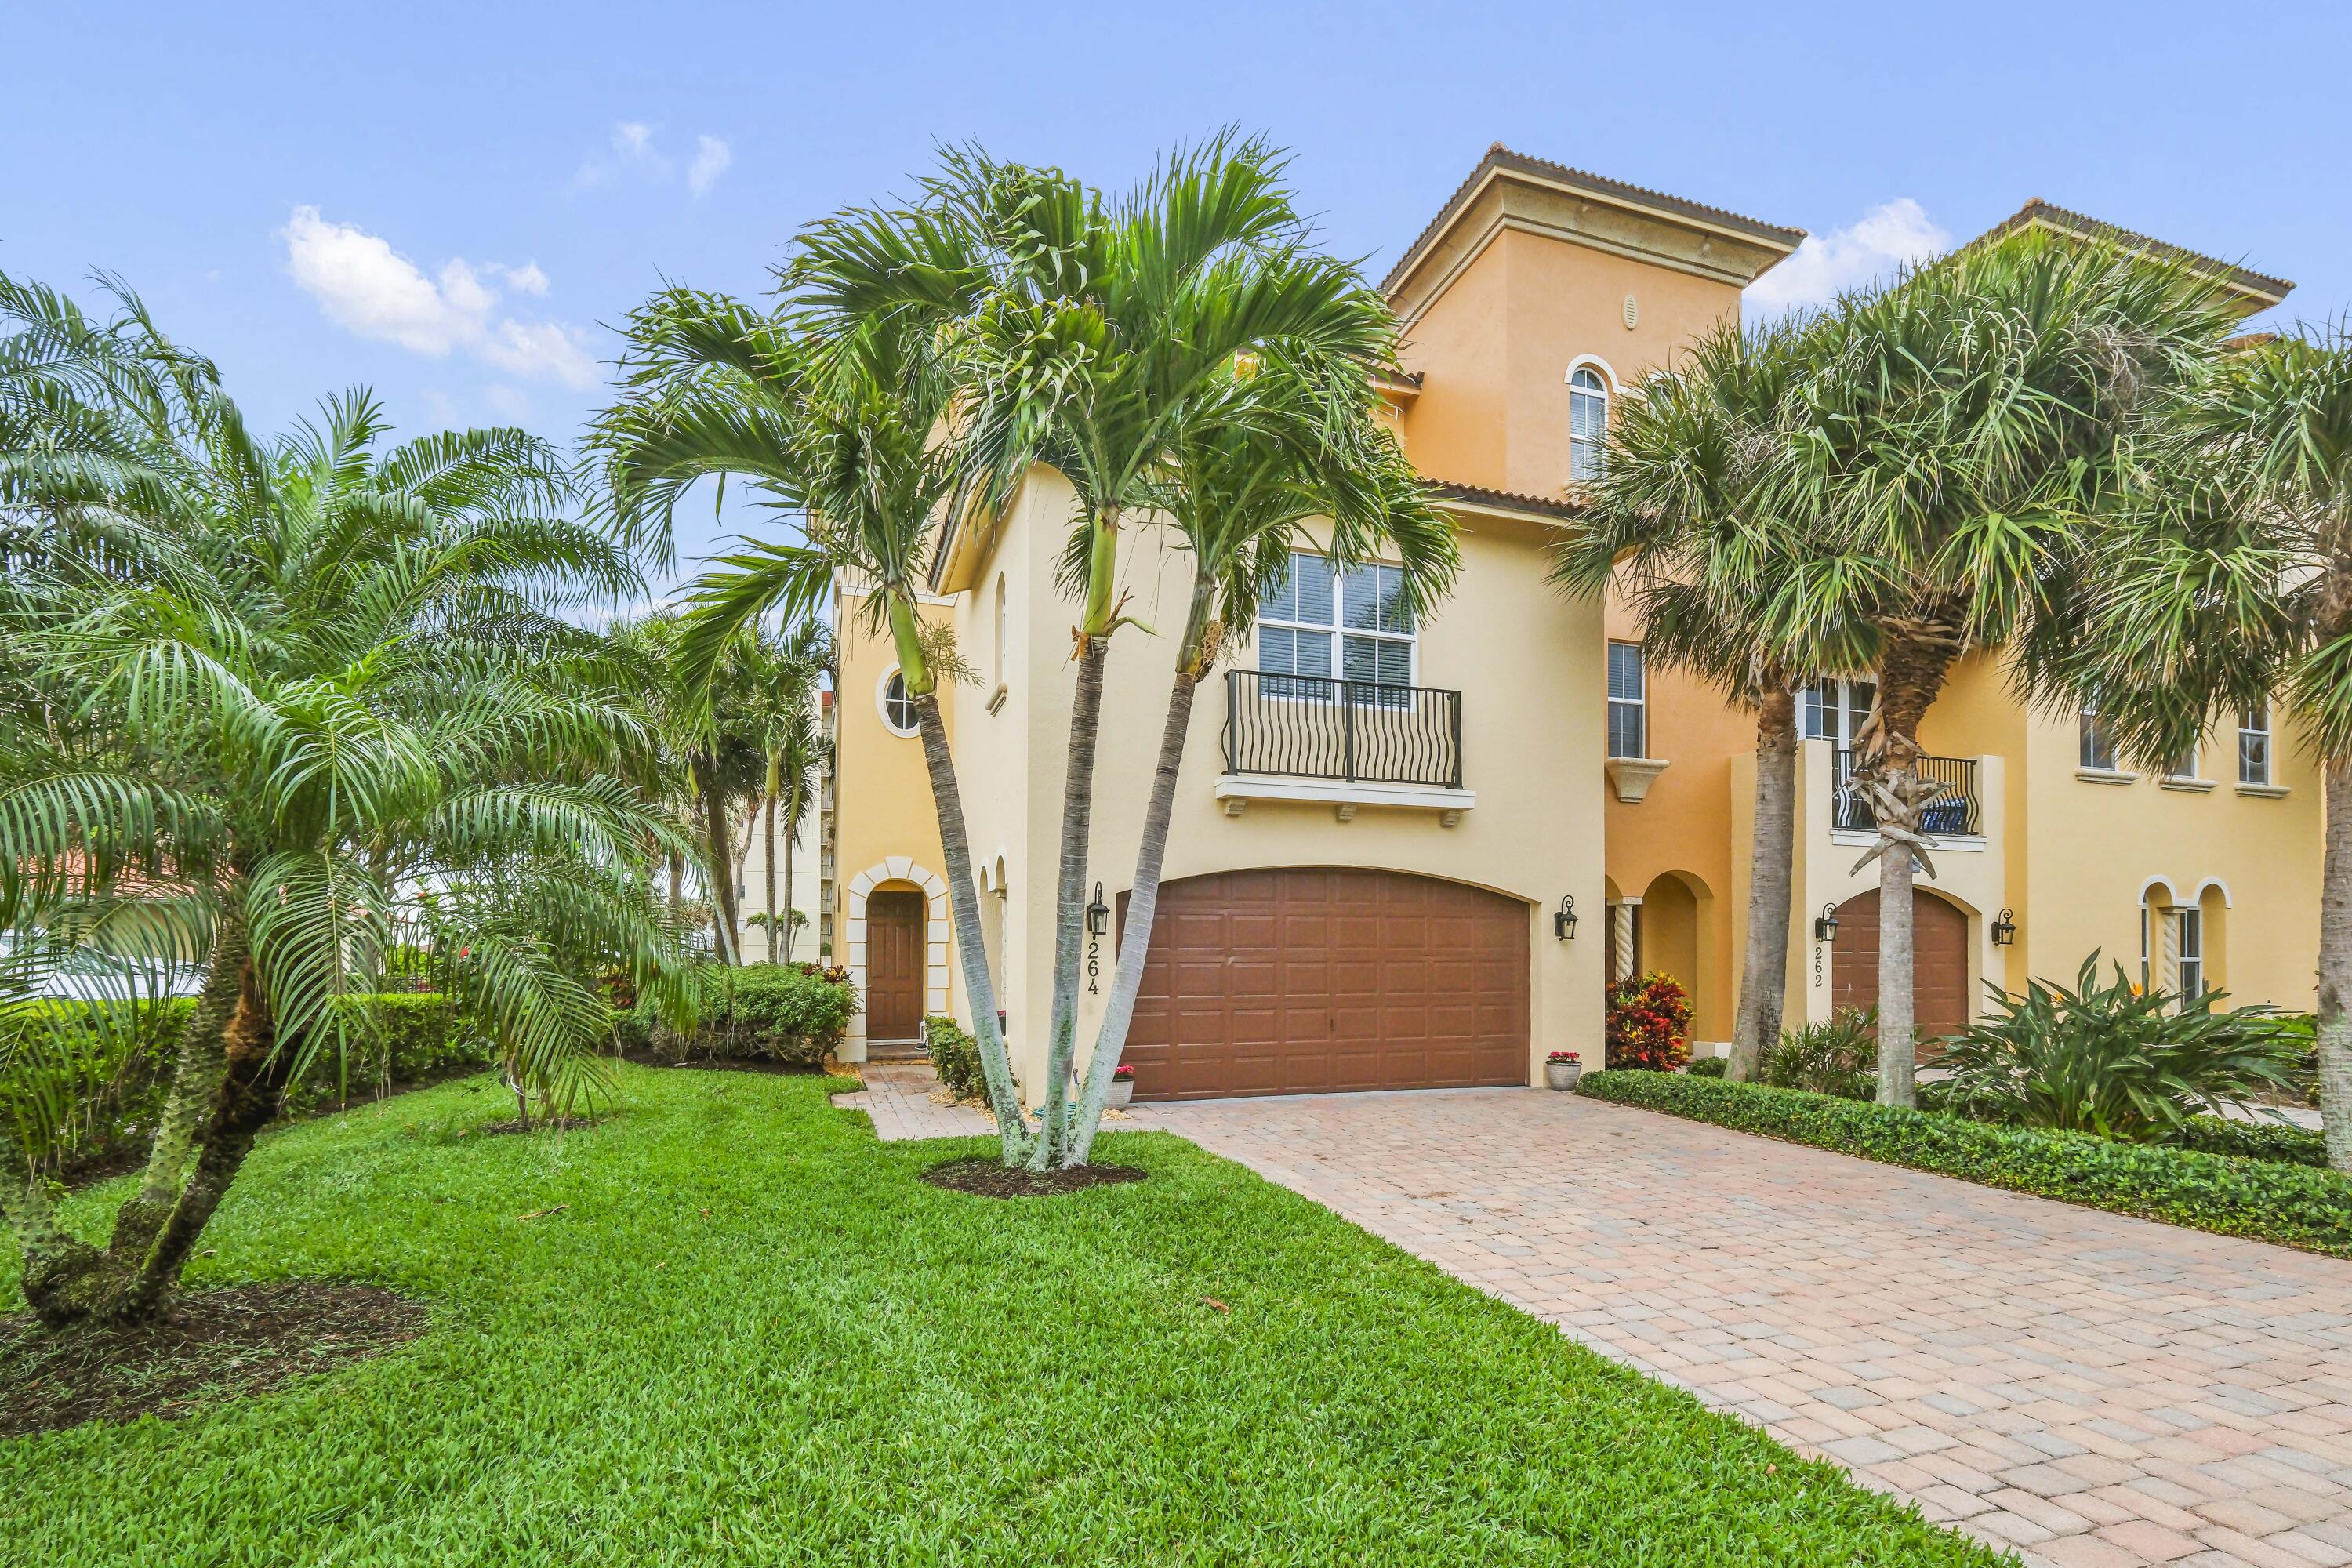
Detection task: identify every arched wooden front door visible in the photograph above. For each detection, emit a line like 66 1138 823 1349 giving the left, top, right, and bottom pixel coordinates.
1829 889 1969 1052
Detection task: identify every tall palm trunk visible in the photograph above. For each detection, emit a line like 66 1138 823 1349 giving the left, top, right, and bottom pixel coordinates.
2318 760 2352 1175
780 789 798 963
1033 635 1110 1168
911 691 1030 1154
1067 576 1216 1165
764 782 780 964
1867 630 1958 1108
1728 690 1798 1082
696 758 741 965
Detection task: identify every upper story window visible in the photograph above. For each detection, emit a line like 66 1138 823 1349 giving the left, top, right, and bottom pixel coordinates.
1259 550 1415 690
2078 694 2116 772
2239 703 2271 786
877 670 919 737
1606 641 1646 758
1800 677 1877 750
2163 740 2200 780
1569 365 1610 485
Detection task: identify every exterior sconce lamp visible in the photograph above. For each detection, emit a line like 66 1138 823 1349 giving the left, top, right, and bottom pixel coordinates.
1991 908 2017 946
1553 895 1578 941
1813 903 1841 944
1085 882 1110 937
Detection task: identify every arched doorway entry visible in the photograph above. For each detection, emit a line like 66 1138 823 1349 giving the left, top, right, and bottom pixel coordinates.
1829 888 1969 1053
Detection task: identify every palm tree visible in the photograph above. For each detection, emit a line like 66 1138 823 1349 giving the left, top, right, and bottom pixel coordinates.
1065 378 1458 1162
744 619 832 963
590 289 1035 1155
0 276 691 1327
2064 328 2352 1173
793 137 1403 1166
1782 232 2239 1105
1553 316 1863 1082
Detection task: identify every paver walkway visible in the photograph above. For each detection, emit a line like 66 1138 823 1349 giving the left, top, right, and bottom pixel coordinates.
1130 1088 2352 1568
830 1062 997 1139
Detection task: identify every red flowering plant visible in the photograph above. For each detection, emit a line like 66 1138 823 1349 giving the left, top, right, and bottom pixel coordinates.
1605 971 1693 1071
1112 1064 1135 1080
1545 1051 1580 1065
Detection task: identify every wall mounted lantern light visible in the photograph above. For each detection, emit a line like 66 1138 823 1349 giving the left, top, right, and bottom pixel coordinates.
1813 902 1841 944
1991 908 2018 946
1085 882 1110 937
1553 895 1578 941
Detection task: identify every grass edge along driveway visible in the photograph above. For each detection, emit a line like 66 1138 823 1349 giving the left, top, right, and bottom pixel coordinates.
2 1066 2002 1566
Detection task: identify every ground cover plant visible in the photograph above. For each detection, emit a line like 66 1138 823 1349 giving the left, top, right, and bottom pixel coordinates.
2 1065 1998 1566
1579 1069 2352 1258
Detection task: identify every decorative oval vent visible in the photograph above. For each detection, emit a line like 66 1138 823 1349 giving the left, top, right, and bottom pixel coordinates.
1623 294 1639 330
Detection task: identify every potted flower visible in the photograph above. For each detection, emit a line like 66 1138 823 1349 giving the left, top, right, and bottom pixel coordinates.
1108 1063 1137 1109
1544 1050 1581 1091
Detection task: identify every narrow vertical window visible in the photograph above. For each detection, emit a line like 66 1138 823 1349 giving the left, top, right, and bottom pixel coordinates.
1568 365 1610 485
2238 702 2271 786
1607 642 1646 759
2175 909 2204 1000
2079 695 2115 771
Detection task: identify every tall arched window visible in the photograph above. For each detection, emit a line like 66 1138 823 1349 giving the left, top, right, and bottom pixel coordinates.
1568 365 1610 483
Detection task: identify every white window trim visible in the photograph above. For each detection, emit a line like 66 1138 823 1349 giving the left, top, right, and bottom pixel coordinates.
2078 695 2118 774
1606 641 1646 760
1799 676 1878 750
1257 550 1417 693
875 667 920 738
2238 702 2273 787
1566 358 1614 487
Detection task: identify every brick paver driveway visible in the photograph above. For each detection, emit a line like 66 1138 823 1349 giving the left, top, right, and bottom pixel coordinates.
1134 1088 2352 1568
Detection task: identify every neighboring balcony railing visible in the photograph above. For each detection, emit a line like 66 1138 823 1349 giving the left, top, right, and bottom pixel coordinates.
1831 747 1983 836
1223 669 1464 789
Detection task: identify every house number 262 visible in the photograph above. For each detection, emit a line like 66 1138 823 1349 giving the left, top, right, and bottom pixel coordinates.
1813 942 1824 989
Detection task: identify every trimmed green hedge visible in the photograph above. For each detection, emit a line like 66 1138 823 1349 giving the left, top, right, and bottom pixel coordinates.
2169 1112 2330 1170
1577 1069 2352 1258
683 964 858 1064
923 1014 982 1100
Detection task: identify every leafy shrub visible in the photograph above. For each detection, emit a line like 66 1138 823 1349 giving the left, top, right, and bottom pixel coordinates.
1763 1007 1878 1101
1685 1055 1727 1079
1936 956 2304 1142
1605 971 1691 1072
924 1014 983 1101
1577 1069 2352 1258
2168 1113 2330 1169
698 964 858 1063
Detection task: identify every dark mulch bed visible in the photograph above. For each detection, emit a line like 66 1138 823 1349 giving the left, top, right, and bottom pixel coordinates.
921 1156 1148 1199
0 1282 428 1437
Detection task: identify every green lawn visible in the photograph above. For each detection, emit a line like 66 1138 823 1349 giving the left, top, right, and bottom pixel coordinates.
2 1066 1998 1566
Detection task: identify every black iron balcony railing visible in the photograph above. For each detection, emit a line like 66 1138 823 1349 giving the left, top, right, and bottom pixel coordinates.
1223 669 1464 789
1832 747 1982 836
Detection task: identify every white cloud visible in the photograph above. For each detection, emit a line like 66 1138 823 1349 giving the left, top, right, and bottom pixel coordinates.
1745 198 1951 314
688 135 732 198
482 384 532 420
280 206 599 388
613 121 660 164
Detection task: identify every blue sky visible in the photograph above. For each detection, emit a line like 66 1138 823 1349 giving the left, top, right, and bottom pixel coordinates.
6 1 2343 590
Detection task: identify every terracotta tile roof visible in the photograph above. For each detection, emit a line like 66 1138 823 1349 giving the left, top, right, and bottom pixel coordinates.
1969 198 2294 302
1381 144 1807 296
1425 479 1584 522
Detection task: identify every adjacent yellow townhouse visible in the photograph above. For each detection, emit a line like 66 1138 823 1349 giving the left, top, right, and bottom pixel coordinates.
823 145 2322 1099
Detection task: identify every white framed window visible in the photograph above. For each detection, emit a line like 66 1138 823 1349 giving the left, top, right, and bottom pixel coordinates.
2176 907 2204 1000
1607 641 1646 759
876 669 919 737
1258 550 1415 695
1569 365 1610 485
2079 695 2116 771
2163 741 2199 780
2239 703 2271 786
1799 677 1877 749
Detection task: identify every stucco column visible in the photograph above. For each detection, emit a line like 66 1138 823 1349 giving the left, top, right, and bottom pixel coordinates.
1610 898 1640 982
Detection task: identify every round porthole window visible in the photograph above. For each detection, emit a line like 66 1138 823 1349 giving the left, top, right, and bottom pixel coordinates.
877 670 920 737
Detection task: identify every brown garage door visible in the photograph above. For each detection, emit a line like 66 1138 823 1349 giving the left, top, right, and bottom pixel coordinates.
1829 888 1969 1054
1122 868 1530 1102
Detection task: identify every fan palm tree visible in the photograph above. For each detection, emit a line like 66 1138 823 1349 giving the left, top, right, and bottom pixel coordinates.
1065 376 1458 1162
2062 328 2352 1173
1780 232 2239 1105
0 275 692 1327
1554 315 1866 1082
590 289 1034 1154
793 136 1403 1166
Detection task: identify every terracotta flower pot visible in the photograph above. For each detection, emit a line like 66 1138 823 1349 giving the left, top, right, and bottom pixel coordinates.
1544 1060 1581 1091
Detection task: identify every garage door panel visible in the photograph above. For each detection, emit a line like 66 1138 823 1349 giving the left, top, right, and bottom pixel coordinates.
1830 889 1970 1061
1126 867 1530 1101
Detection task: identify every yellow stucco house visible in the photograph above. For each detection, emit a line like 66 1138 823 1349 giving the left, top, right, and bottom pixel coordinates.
826 146 2321 1098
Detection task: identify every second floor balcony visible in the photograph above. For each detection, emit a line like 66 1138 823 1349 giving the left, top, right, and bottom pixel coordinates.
1831 747 1984 838
1215 669 1472 824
